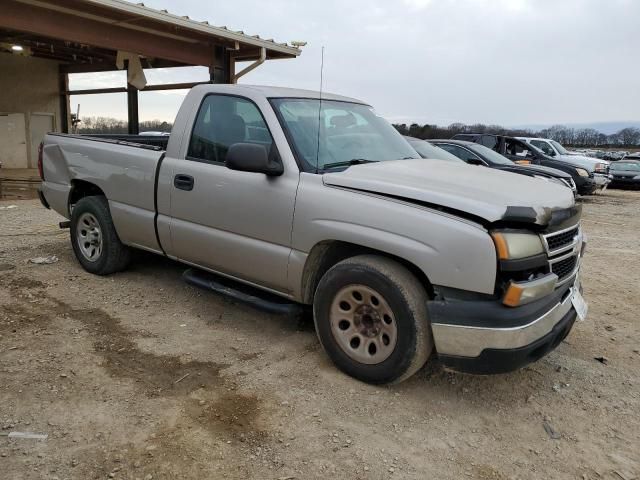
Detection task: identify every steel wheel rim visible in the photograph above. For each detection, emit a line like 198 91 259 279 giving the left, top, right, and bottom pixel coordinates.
76 212 103 262
329 284 398 365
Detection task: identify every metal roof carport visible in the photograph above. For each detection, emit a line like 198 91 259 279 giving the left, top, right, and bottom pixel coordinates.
0 0 301 136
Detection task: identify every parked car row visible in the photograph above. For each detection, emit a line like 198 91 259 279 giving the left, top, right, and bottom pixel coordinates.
408 135 640 193
37 85 588 384
609 160 640 188
406 137 577 195
603 151 629 161
447 134 608 195
572 149 637 162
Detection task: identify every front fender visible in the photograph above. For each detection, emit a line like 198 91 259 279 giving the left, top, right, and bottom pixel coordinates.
288 175 497 301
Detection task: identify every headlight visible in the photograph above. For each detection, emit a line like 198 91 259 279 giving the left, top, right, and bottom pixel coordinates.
576 168 589 177
491 231 544 260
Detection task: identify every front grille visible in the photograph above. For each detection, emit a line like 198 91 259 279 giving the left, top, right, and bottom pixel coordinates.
545 226 579 252
551 255 577 281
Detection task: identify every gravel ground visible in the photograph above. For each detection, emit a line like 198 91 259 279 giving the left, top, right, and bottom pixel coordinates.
0 190 639 480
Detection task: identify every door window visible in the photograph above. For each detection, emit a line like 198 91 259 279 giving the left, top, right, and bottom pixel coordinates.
187 95 273 163
505 139 532 157
531 140 554 156
480 135 498 150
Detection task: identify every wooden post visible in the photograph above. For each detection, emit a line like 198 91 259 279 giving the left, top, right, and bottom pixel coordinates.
58 66 70 133
127 83 139 135
210 45 232 84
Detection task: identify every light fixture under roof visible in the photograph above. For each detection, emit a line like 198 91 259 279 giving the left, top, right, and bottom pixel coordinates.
11 45 23 52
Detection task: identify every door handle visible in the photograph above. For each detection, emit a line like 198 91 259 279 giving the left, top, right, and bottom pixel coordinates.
174 174 194 191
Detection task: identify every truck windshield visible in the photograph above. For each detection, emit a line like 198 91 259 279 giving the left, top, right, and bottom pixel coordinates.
270 98 419 172
551 140 569 155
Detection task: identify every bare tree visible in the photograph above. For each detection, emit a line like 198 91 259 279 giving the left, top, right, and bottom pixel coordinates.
393 121 640 148
616 127 640 147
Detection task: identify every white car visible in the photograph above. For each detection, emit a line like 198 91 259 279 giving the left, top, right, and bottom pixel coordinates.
517 137 610 189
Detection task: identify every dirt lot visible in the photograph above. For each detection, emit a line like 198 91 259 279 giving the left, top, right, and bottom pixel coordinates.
1 190 639 480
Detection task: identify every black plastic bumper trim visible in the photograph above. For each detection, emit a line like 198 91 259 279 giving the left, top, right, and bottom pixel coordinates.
428 281 572 329
499 253 548 272
37 189 50 209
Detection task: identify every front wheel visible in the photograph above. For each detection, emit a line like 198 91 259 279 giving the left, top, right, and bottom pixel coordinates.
70 196 131 275
313 255 433 384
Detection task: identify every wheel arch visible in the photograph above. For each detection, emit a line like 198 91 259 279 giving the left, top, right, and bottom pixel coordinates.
68 179 106 215
300 240 435 305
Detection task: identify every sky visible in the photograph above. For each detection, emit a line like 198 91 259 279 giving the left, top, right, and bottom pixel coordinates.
70 0 640 128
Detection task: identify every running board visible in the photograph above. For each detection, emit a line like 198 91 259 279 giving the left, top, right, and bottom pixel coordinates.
182 268 304 316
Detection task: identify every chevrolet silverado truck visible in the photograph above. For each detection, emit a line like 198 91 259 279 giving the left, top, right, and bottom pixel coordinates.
516 137 611 190
38 84 588 384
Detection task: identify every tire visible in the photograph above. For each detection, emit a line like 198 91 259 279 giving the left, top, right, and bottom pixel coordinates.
70 195 131 275
313 255 433 384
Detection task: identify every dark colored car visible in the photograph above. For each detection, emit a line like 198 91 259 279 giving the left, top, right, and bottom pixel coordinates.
609 160 640 188
452 133 597 195
422 138 577 194
404 137 466 163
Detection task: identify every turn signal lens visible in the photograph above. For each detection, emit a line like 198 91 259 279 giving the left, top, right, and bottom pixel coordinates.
503 283 524 307
492 232 510 260
502 274 558 307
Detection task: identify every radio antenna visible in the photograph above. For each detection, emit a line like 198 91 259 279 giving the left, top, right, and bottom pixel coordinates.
315 46 325 173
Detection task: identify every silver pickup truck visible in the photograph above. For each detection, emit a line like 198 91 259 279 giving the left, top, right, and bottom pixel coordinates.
38 84 587 384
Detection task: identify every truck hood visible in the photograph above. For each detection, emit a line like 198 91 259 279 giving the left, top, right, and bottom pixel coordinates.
323 159 575 226
498 164 572 179
555 154 609 170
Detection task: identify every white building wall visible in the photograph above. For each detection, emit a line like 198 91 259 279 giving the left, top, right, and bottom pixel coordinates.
0 53 61 168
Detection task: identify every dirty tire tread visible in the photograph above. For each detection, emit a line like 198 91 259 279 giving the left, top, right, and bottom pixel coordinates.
313 255 433 384
70 196 131 275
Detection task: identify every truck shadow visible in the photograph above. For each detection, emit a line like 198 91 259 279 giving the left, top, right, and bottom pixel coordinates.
120 249 564 402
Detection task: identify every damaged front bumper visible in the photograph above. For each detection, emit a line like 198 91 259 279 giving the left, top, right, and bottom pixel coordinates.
429 280 579 374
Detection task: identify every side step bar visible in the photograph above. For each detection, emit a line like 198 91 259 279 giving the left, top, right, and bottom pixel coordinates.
182 268 304 316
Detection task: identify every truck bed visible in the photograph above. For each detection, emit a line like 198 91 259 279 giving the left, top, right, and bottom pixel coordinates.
48 133 168 151
41 132 167 253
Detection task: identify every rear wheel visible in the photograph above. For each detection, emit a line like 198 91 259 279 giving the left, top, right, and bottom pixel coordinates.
313 255 433 384
70 196 131 275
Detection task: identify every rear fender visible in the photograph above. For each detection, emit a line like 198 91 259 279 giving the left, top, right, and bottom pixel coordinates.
41 143 72 217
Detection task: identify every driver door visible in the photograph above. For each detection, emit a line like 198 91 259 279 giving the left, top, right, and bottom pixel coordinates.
504 139 539 165
163 94 299 293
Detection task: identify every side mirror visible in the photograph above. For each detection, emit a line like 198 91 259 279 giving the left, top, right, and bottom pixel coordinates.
225 143 283 176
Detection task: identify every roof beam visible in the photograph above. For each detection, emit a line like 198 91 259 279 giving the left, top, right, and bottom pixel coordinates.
2 0 215 67
67 81 211 95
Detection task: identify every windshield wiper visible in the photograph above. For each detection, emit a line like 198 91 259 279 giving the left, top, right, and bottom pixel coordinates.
322 159 377 170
